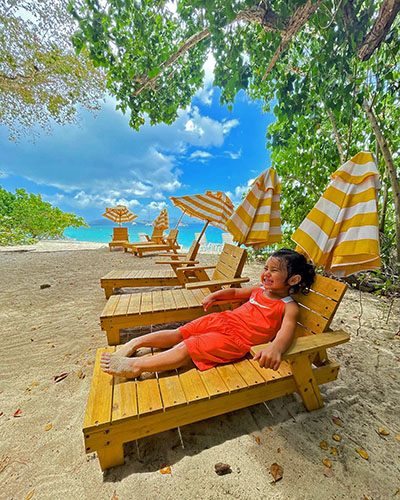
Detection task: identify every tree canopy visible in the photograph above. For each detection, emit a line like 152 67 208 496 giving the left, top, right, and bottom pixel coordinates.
70 0 400 267
0 186 87 244
0 0 106 141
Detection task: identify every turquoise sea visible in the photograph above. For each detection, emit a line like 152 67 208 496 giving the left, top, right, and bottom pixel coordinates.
63 222 227 249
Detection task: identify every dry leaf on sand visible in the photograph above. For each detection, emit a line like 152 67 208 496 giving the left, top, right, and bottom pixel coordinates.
270 463 283 482
320 441 328 450
378 426 389 435
53 373 68 383
160 465 171 474
44 424 52 431
332 417 342 427
332 434 341 441
25 491 34 500
322 458 332 468
356 449 369 460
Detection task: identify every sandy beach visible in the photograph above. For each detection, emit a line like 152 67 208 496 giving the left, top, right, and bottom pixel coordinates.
0 242 399 500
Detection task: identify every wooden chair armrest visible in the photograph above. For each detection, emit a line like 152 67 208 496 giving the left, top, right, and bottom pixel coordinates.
156 253 186 257
185 277 250 289
250 330 350 360
155 260 199 265
177 265 216 272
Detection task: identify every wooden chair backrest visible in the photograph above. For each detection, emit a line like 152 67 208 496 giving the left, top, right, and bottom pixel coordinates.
165 229 179 243
292 275 347 338
150 227 164 242
112 227 129 241
185 240 200 261
212 243 247 281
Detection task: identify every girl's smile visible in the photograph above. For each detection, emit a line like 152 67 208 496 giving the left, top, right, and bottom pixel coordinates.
261 257 289 295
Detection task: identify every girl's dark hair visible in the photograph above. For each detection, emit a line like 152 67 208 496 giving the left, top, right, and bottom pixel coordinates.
270 248 316 294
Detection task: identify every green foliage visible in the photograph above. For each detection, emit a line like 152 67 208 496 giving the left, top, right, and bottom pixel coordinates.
0 1 106 141
0 186 88 245
69 0 399 265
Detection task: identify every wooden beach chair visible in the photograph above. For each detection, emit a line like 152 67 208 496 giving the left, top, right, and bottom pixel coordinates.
108 227 129 251
124 229 180 257
83 274 349 471
100 244 249 345
100 240 201 298
124 227 165 249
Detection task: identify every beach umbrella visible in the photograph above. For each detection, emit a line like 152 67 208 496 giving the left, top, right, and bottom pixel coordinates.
226 167 282 249
291 151 381 277
102 205 138 226
153 209 169 231
170 191 234 243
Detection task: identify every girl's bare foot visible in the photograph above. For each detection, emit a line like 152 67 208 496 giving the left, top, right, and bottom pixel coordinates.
115 339 138 357
100 352 141 378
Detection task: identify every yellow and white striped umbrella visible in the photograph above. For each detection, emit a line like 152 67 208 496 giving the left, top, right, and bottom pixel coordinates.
170 191 234 230
226 168 282 248
102 205 138 226
291 151 381 277
153 209 169 230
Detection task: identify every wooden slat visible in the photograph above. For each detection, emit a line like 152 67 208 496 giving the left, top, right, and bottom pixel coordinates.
182 289 202 308
112 377 138 422
127 293 142 315
83 347 115 430
152 290 165 312
157 371 187 409
293 274 347 302
178 366 209 402
297 306 329 333
248 358 284 382
140 292 153 314
136 374 163 416
198 367 230 397
294 291 338 318
215 364 248 391
162 289 178 311
113 294 131 316
101 295 120 318
233 358 266 386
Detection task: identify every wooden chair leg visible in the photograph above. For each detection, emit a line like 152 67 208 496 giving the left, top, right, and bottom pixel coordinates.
103 285 113 299
289 354 324 411
106 327 120 346
97 443 125 471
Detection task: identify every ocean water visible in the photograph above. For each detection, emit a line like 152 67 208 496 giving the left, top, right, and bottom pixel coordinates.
63 223 227 249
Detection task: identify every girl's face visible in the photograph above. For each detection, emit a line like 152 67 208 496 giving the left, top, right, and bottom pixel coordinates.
261 257 289 292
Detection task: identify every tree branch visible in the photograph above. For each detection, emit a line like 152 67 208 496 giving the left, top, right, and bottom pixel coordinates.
357 0 400 61
261 0 324 80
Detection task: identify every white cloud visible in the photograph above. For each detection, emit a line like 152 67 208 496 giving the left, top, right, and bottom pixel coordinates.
226 149 242 160
189 150 213 160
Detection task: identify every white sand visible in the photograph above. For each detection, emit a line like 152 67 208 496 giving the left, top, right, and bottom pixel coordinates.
0 242 399 500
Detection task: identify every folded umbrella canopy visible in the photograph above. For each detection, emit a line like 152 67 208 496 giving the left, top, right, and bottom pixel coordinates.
170 191 234 243
102 205 137 226
291 151 381 277
153 208 169 231
226 168 282 248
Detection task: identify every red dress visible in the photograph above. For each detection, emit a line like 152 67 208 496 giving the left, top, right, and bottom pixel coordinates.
180 288 293 370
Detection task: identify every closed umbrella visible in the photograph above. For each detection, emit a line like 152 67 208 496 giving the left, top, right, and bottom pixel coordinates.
102 205 137 226
153 209 169 231
226 168 282 248
291 151 381 277
170 191 234 243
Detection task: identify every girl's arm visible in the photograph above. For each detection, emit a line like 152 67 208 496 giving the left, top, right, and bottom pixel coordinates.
202 286 258 311
253 301 299 371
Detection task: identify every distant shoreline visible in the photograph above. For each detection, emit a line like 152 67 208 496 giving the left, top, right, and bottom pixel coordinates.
0 239 108 253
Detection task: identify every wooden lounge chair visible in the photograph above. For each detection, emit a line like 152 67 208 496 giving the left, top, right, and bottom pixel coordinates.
83 274 349 471
123 229 180 257
108 227 129 251
100 244 249 345
124 227 165 249
100 240 201 298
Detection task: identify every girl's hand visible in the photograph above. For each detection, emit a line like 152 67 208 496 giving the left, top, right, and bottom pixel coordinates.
253 344 282 371
202 296 215 311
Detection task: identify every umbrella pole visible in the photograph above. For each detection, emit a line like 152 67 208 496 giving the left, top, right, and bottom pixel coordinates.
196 220 209 245
175 211 185 229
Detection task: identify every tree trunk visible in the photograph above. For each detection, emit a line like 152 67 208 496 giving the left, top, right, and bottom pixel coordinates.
327 108 345 163
362 99 400 261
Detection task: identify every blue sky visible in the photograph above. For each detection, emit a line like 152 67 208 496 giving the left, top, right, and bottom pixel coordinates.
0 59 275 225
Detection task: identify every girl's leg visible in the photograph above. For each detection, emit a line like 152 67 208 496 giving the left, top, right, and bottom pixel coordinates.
115 328 184 357
101 341 192 378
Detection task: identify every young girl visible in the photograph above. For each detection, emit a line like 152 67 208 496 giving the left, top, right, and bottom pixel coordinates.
100 248 315 378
